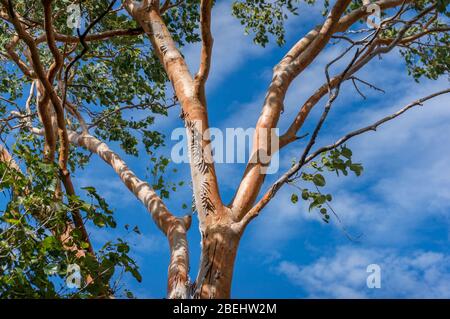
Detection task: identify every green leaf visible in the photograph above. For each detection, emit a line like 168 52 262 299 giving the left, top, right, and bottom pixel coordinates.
129 267 142 283
313 174 326 187
350 163 364 176
341 146 352 159
41 236 59 252
291 193 299 204
117 243 130 253
302 189 309 200
43 264 59 276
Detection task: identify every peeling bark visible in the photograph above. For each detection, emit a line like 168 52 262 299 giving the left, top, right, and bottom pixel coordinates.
1 0 431 299
194 223 242 299
65 130 192 299
167 216 192 299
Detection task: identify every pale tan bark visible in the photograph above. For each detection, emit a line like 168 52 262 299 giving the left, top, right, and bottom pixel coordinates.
167 216 192 299
231 0 353 218
1 0 433 300
120 0 421 299
65 130 192 299
193 223 242 299
0 144 20 171
123 1 224 227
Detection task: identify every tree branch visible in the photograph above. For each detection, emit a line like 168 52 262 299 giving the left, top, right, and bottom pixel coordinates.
239 88 450 229
194 0 213 101
304 88 450 164
280 4 435 148
123 0 225 224
35 27 144 44
32 126 192 298
231 0 353 218
5 35 35 78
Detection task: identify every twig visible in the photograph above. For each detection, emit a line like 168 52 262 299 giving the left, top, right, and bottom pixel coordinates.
350 76 385 99
239 88 450 229
304 88 450 165
62 0 118 112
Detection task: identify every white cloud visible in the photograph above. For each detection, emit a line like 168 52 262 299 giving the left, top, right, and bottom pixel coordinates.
244 50 450 246
277 247 450 298
317 82 450 244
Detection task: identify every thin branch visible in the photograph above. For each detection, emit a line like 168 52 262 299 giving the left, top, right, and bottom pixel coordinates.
35 27 144 44
350 76 385 99
280 3 434 148
62 0 118 113
88 101 177 129
231 0 389 216
194 0 213 98
0 95 18 107
304 88 450 164
239 88 450 229
4 0 58 160
296 46 361 178
160 0 184 13
5 35 35 78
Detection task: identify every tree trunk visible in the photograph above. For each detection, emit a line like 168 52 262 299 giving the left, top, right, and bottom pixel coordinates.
194 224 242 299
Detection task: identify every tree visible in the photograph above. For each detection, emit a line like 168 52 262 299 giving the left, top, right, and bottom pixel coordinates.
0 0 448 298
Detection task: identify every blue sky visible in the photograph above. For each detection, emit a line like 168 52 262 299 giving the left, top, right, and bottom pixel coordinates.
50 1 450 298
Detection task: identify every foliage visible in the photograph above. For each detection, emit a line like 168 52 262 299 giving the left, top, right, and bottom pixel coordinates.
0 135 141 298
401 31 450 81
232 0 311 46
0 0 448 298
290 145 363 223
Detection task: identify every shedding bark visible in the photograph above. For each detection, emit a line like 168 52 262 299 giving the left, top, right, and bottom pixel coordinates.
1 0 447 299
66 130 192 299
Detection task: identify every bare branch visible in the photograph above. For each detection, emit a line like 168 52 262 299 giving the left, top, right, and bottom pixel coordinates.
231 0 363 217
280 4 435 148
350 76 386 99
35 28 144 44
239 88 450 229
194 0 213 99
304 88 450 164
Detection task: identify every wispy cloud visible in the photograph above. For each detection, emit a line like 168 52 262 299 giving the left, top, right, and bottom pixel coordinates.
277 247 450 298
243 49 450 247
